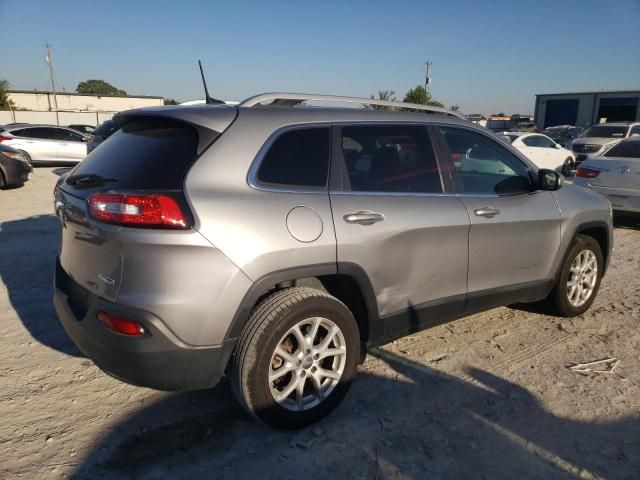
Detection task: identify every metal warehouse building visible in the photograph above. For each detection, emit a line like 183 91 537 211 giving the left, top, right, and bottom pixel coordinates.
535 89 640 130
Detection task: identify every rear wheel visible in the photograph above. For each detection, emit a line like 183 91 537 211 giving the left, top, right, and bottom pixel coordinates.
545 234 603 317
230 287 360 429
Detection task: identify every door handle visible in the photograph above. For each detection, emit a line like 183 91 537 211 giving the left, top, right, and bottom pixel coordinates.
474 207 500 218
343 211 385 225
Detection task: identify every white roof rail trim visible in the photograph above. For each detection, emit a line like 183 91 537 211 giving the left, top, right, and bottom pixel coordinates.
239 92 466 119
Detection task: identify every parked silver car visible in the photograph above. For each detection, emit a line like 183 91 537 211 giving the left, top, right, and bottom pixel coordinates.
0 124 88 164
572 122 640 167
574 136 640 213
53 93 613 429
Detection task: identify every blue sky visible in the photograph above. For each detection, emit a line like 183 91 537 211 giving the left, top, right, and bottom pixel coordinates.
1 0 639 114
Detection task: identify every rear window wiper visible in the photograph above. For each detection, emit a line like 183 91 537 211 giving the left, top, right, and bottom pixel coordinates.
66 173 118 187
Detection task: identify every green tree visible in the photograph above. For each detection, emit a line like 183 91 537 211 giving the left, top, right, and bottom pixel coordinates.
402 85 444 110
0 79 14 110
164 98 179 105
367 89 397 110
76 79 127 96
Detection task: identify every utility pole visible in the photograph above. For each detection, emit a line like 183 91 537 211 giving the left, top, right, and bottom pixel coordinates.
424 61 432 94
45 43 58 111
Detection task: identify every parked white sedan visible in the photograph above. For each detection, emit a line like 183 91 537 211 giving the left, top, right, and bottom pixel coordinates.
497 132 575 176
573 136 640 214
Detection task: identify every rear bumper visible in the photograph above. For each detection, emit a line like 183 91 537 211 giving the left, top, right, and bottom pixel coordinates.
54 259 234 391
578 183 640 214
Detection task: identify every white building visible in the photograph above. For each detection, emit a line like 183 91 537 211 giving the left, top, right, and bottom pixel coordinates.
8 90 164 112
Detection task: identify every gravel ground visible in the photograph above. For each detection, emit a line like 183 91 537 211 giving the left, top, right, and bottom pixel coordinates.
1 168 639 480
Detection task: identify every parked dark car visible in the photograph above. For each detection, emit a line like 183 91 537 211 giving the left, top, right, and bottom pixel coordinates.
542 125 585 149
68 124 96 135
0 144 32 188
86 120 119 154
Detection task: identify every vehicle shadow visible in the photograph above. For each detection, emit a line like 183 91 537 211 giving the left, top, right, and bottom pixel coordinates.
0 214 81 356
613 212 640 231
70 348 638 479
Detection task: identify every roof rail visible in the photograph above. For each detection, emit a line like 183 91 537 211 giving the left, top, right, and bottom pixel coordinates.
238 92 466 119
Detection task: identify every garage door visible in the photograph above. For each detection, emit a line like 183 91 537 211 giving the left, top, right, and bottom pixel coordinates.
597 97 639 123
544 99 579 128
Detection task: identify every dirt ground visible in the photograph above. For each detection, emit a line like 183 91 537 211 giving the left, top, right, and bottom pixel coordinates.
1 167 639 480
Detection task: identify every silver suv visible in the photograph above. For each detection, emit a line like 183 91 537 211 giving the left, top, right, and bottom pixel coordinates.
572 121 640 166
53 93 613 429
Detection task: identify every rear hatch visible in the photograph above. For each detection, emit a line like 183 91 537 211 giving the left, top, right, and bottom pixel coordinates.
55 106 237 305
589 157 640 190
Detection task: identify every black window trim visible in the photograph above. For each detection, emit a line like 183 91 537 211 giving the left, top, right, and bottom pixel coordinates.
330 122 451 196
248 123 333 193
431 123 540 197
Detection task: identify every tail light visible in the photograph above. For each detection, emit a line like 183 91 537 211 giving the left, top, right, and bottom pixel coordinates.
97 311 146 336
88 193 190 229
0 135 12 142
576 167 602 179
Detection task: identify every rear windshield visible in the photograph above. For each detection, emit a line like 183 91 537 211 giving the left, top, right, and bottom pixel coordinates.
68 119 199 190
605 141 640 158
93 120 119 137
582 125 627 138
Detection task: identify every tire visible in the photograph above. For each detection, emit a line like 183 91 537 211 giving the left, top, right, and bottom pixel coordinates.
561 158 573 176
545 234 603 317
230 287 360 429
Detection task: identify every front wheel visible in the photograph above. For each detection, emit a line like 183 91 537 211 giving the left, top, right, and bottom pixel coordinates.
545 234 603 317
230 287 360 429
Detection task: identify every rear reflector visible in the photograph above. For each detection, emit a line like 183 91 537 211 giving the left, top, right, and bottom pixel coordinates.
575 166 602 179
97 311 146 336
0 135 12 142
88 193 189 229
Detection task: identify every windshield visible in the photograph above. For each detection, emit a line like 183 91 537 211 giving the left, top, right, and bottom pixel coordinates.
582 125 628 138
93 120 119 137
542 127 566 139
604 141 640 158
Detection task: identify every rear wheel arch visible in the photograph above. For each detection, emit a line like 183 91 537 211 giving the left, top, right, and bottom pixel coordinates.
223 263 380 346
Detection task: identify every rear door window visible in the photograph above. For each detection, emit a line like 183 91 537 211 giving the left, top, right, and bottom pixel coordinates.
53 129 86 142
340 124 442 193
256 127 330 188
67 119 199 190
24 127 60 140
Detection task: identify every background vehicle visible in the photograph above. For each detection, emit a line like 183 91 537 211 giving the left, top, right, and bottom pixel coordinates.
496 132 575 175
572 122 640 167
542 125 584 149
68 124 96 135
53 93 612 429
0 124 88 164
0 144 32 188
509 122 537 133
86 120 118 154
574 136 640 214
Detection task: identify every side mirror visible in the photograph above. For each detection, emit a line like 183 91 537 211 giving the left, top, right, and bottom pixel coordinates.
538 169 563 191
554 143 561 149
